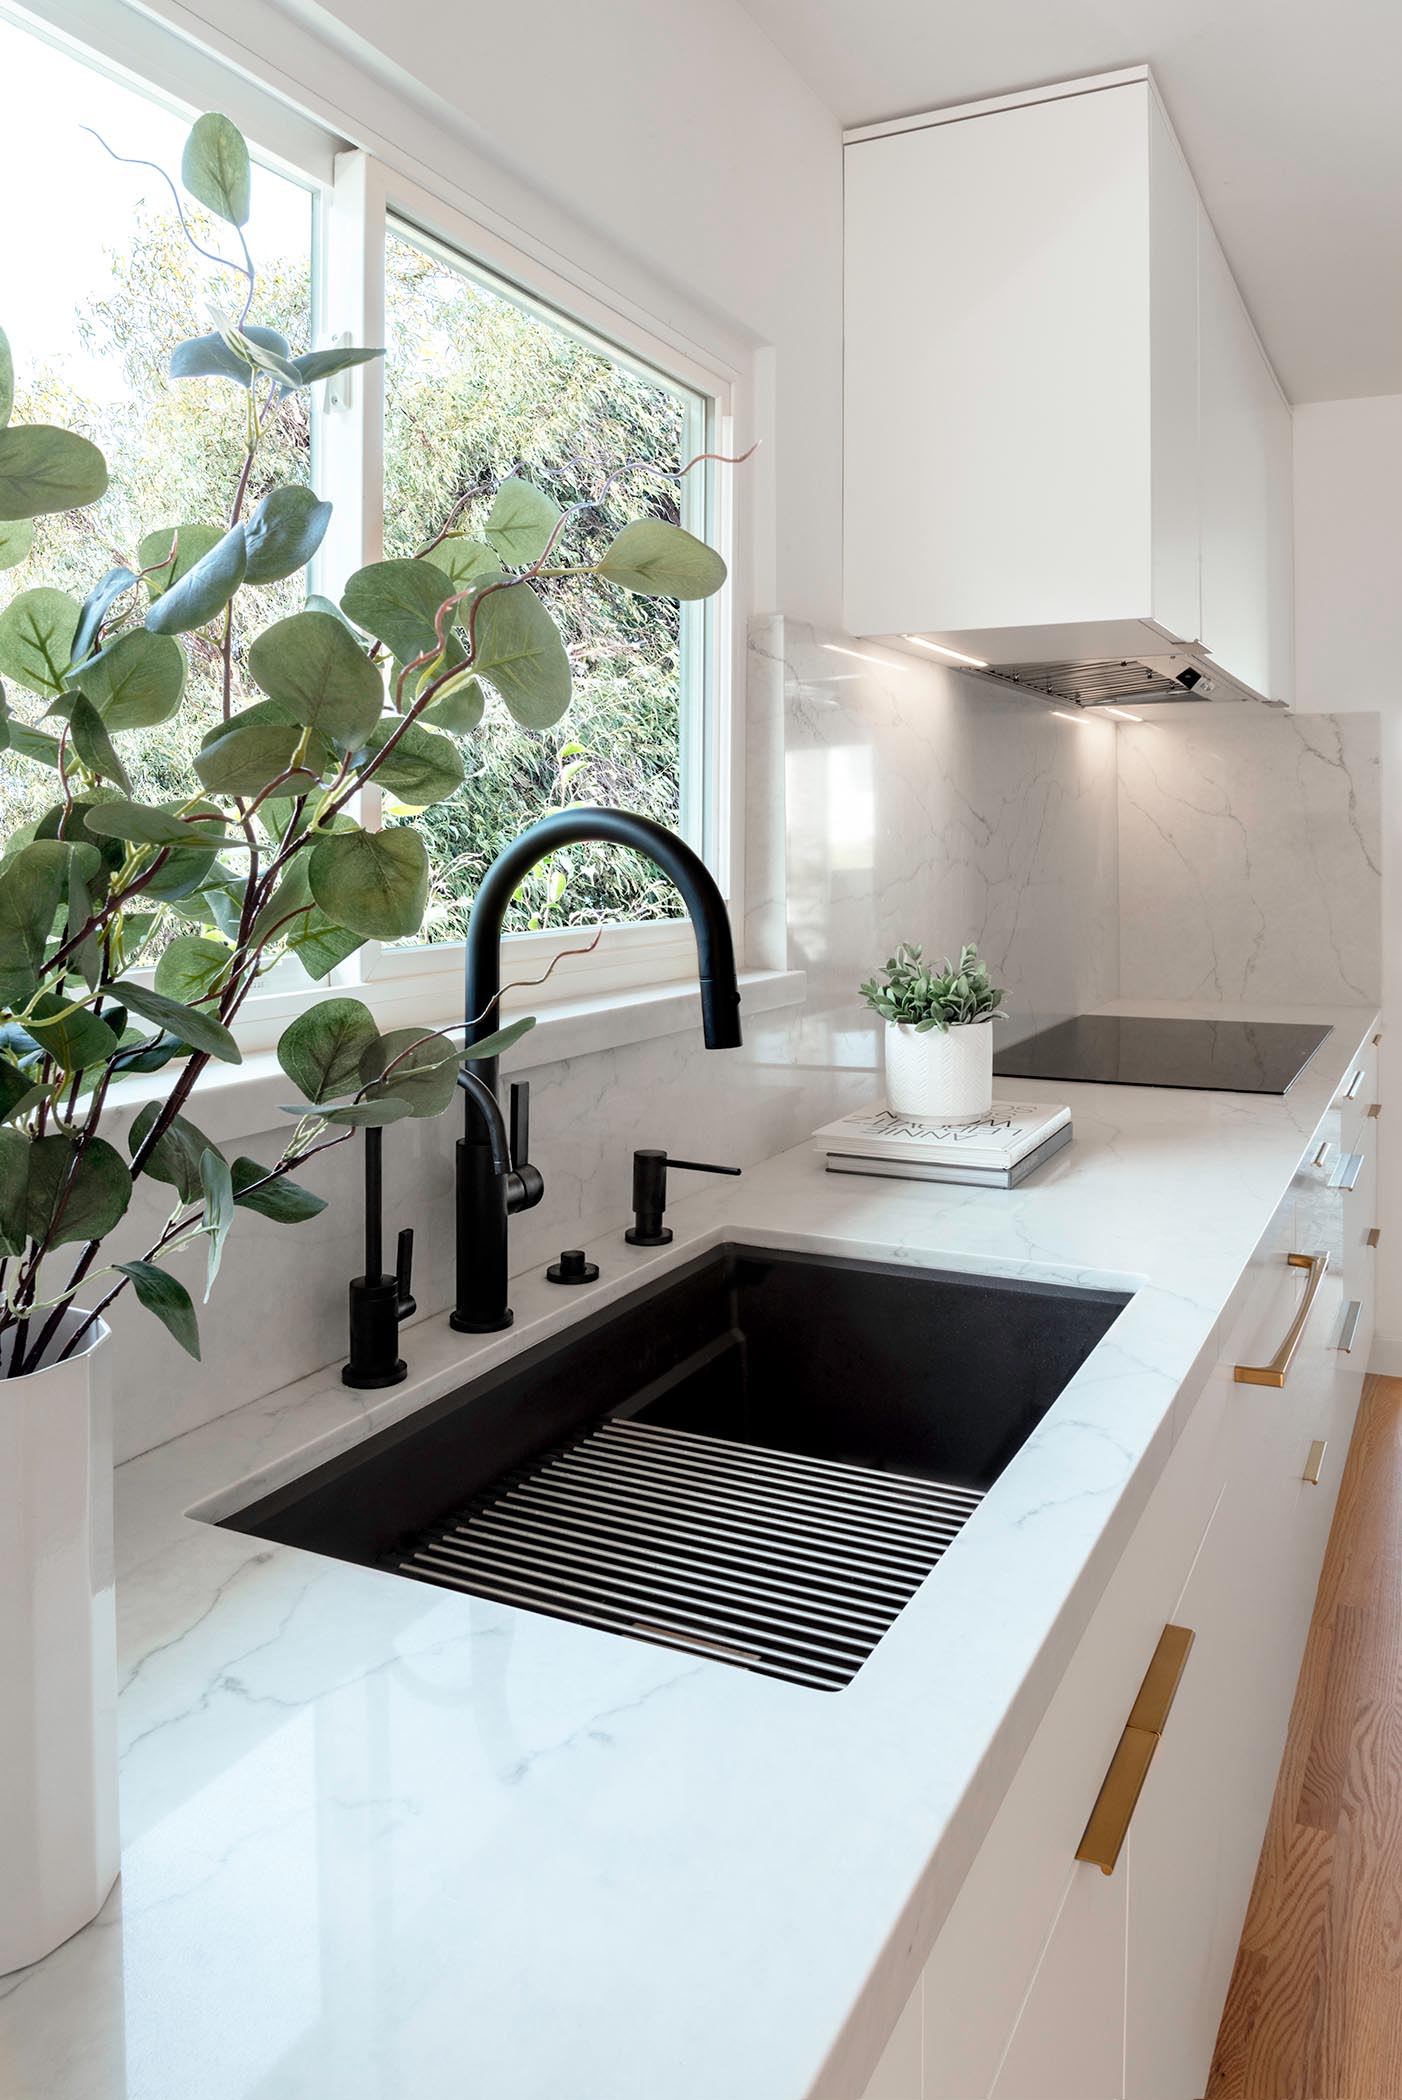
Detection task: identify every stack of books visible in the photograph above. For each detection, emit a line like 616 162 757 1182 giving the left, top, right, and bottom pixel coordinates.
812 1100 1073 1188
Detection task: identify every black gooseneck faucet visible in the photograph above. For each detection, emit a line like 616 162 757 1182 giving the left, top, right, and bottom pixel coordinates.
451 808 743 1334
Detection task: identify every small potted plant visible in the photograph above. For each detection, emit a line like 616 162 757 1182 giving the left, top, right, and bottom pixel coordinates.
858 942 1006 1121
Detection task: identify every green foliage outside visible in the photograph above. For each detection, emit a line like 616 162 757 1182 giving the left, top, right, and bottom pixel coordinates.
0 110 726 1377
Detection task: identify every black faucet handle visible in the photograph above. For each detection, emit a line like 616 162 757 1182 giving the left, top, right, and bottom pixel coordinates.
395 1227 416 1322
666 1159 743 1178
510 1080 530 1171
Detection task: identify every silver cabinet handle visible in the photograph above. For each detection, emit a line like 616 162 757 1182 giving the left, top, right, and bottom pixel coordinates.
1312 1140 1331 1169
1235 1252 1330 1387
1345 1069 1364 1100
1340 1300 1363 1354
1331 1151 1365 1192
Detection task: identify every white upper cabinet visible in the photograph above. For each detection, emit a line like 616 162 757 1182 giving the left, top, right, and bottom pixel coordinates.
844 69 1294 703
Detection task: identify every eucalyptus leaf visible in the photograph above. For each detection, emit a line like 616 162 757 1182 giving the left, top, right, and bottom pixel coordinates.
81 801 234 848
230 1156 327 1223
461 1014 538 1063
78 628 186 730
341 557 456 666
427 537 502 592
169 326 290 388
5 719 61 767
116 1260 200 1359
200 1146 235 1300
286 909 364 981
361 719 464 807
193 721 313 800
248 609 383 747
67 693 131 793
25 993 122 1072
285 345 384 389
359 1027 460 1118
70 565 138 670
422 673 486 735
0 517 34 571
182 112 250 227
597 517 727 600
0 1059 45 1126
128 1100 221 1203
276 996 380 1104
471 581 572 729
138 523 223 598
0 1126 27 1255
307 825 428 941
0 426 108 521
314 1098 413 1128
484 476 562 566
0 588 80 695
243 485 333 585
24 1134 130 1248
145 522 246 636
0 840 72 1003
109 1029 184 1077
153 933 230 1004
109 979 242 1064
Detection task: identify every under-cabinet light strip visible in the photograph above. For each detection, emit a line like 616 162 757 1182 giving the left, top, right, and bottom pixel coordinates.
901 635 990 668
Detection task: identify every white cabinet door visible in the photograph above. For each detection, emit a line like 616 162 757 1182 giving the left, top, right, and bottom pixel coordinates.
990 1862 1128 2100
1199 211 1275 699
1265 379 1295 703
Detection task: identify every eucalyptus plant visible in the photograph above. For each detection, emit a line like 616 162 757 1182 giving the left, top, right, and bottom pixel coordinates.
858 943 1006 1033
0 112 727 1376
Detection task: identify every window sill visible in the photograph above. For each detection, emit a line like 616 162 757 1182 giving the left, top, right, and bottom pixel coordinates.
95 969 807 1147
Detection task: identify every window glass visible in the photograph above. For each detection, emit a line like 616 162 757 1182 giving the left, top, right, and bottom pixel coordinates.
381 223 710 941
0 17 314 839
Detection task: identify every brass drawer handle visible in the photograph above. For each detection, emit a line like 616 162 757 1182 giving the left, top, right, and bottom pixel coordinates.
1235 1251 1330 1387
1374 1032 1383 1046
1368 1101 1381 1119
1076 1625 1195 1875
1368 1227 1381 1250
1304 1439 1328 1486
1345 1069 1364 1100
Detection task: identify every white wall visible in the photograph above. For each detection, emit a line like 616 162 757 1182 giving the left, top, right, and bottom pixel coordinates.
1294 395 1402 1365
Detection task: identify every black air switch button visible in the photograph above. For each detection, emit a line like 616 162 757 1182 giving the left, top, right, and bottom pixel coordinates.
547 1248 599 1285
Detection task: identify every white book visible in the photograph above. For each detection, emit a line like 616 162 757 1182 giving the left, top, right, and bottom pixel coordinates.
812 1099 1072 1171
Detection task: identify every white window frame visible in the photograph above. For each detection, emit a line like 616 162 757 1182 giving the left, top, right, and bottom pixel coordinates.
7 0 750 1052
235 151 741 1050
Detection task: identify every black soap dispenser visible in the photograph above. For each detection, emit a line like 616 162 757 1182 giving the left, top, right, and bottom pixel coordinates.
343 1126 416 1389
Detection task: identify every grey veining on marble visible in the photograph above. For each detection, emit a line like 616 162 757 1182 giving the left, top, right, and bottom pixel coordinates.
1117 705 1381 1004
0 998 1376 2100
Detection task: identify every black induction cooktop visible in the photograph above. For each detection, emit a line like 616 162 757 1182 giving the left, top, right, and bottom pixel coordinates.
992 1015 1333 1096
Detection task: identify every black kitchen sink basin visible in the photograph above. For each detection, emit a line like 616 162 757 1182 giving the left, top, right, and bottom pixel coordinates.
224 1245 1129 1689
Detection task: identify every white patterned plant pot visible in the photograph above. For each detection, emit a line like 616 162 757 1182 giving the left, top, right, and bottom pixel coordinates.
0 1309 119 1975
884 1020 995 1122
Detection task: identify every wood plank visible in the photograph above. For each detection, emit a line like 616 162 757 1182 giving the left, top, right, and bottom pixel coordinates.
1209 1376 1402 2098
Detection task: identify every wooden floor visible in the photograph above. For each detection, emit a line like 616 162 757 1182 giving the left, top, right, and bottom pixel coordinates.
1209 1375 1402 2099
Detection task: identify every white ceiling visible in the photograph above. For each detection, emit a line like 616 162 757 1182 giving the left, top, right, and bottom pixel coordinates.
735 0 1402 404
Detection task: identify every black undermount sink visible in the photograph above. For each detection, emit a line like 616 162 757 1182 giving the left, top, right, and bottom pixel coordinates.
224 1245 1129 1690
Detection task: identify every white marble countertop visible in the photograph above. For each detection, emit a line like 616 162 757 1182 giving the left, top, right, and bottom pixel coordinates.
0 999 1377 2100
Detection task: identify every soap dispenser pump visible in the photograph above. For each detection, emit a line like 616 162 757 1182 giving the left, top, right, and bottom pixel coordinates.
343 1127 416 1389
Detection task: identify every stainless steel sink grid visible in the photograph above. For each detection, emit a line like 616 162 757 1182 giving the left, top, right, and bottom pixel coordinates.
396 1414 985 1691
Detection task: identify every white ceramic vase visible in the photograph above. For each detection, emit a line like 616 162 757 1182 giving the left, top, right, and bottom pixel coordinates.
885 1020 995 1122
0 1309 118 1976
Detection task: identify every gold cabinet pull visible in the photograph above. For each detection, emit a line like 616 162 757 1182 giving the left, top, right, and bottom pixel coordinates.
1368 1101 1381 1119
1374 1032 1383 1046
1304 1439 1328 1486
1076 1625 1195 1875
1235 1252 1330 1387
1368 1227 1381 1250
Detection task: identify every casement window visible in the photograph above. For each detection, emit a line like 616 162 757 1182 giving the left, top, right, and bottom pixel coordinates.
0 1 739 1048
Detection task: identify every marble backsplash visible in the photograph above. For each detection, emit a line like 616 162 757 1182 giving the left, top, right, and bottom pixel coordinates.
99 620 1380 1461
1116 704 1381 1004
